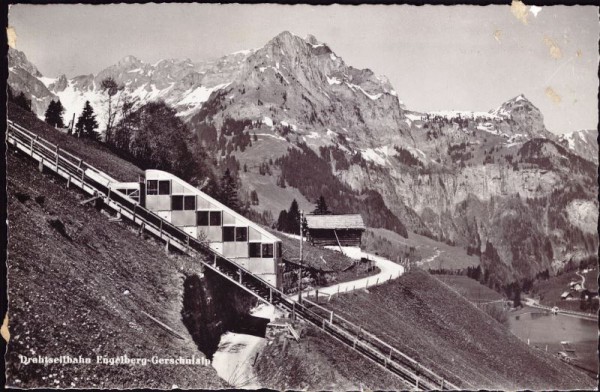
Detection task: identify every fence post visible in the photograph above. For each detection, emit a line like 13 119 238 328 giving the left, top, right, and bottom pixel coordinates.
269 288 273 304
329 310 333 324
55 146 59 169
38 159 44 173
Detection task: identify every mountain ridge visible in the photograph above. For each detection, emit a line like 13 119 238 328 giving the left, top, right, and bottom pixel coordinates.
8 32 598 287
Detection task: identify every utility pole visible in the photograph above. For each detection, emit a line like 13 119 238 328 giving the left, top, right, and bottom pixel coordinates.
298 210 304 303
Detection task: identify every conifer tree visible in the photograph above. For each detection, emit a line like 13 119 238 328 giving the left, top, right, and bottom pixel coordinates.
75 101 99 139
8 86 32 112
287 199 301 234
219 168 240 211
312 195 330 215
276 210 289 232
44 99 65 128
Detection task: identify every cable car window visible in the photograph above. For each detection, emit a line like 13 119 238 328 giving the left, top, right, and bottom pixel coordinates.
197 211 209 226
249 243 261 258
236 227 248 242
172 195 184 210
223 227 235 242
184 195 196 210
147 180 158 195
210 211 222 226
262 244 273 258
158 180 171 195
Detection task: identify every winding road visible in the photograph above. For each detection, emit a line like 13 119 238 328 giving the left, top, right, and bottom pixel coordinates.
300 249 405 299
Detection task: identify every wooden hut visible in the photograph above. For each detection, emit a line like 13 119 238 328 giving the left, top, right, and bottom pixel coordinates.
305 214 366 247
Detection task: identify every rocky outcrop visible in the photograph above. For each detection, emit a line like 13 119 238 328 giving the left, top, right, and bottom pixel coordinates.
558 129 598 164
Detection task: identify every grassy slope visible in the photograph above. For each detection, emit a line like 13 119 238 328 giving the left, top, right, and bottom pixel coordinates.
255 321 409 390
321 269 595 390
8 103 143 181
6 140 225 386
436 275 504 303
365 227 480 269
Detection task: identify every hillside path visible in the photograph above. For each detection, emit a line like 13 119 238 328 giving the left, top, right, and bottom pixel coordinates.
298 249 404 299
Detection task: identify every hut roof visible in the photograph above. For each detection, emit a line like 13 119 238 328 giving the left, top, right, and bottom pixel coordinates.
305 214 366 230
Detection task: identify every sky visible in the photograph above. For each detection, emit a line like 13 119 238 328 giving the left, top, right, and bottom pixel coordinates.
8 3 599 134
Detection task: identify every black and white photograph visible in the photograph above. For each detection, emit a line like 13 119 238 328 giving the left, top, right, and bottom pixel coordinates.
2 1 599 390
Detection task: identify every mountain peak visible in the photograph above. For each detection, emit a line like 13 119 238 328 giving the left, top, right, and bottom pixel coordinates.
8 47 42 77
117 55 142 66
305 34 320 45
512 94 530 103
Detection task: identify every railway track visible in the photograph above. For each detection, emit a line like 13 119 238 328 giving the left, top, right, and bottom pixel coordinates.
7 119 461 390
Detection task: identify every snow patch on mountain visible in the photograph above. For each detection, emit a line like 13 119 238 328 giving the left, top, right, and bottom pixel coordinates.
345 82 382 100
262 116 274 128
361 146 396 166
405 113 423 122
326 76 341 85
53 81 107 127
178 82 230 106
38 76 58 88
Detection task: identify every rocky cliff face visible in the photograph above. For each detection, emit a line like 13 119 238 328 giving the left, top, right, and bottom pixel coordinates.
558 129 598 164
8 48 57 116
8 32 598 286
191 31 410 147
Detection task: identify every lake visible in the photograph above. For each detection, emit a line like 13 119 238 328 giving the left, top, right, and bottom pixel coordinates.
509 309 596 344
509 307 598 373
